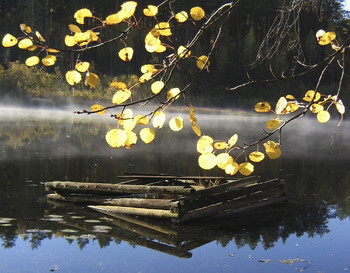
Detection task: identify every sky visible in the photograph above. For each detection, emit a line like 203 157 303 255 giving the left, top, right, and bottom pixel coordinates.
344 0 350 11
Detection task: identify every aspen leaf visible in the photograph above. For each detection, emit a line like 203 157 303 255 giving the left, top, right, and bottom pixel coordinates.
197 135 214 154
155 44 167 53
316 29 326 40
198 153 217 170
76 62 90 73
310 103 324 114
35 31 46 42
74 8 93 24
275 97 287 115
303 90 320 102
152 111 166 129
139 72 153 83
216 153 232 170
151 81 164 94
265 119 281 130
141 64 158 74
85 72 100 88
167 88 181 100
18 38 33 49
112 90 131 105
118 47 134 62
140 128 155 144
177 45 191 58
239 162 254 176
335 100 345 114
286 94 295 100
42 55 57 66
2 34 18 47
192 122 201 137
317 110 330 123
27 45 38 52
47 48 60 53
249 151 265 163
123 118 137 132
175 11 188 23
20 24 32 34
196 55 209 70
155 22 172 36
225 162 239 176
190 108 197 123
25 56 40 67
105 129 127 148
145 29 161 53
190 7 205 21
86 30 99 42
106 13 123 25
123 108 133 119
228 134 238 148
263 141 281 159
74 32 90 43
69 24 82 33
283 103 299 114
135 115 149 125
255 102 271 113
169 117 184 131
65 35 77 47
125 130 137 149
143 5 158 17
317 31 336 45
91 104 106 115
65 70 82 85
120 1 137 20
214 142 228 150
110 80 127 90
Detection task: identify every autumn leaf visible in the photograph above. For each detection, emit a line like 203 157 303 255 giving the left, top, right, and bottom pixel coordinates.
2 34 18 47
255 102 271 113
65 70 82 85
74 8 93 25
105 129 127 148
85 72 100 88
169 116 184 131
190 7 205 21
143 5 158 17
25 56 40 67
198 153 217 170
140 128 155 144
42 55 57 66
91 104 106 115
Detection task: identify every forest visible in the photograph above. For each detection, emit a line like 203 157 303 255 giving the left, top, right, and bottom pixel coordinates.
0 0 349 109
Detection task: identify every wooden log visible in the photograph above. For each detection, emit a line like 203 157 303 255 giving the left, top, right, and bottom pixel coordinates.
45 181 195 196
46 193 175 209
89 205 179 219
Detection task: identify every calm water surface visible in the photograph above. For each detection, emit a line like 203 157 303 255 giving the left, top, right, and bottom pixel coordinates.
0 106 350 273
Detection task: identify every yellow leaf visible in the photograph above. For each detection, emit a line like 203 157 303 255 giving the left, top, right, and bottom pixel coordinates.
91 104 106 115
216 153 233 170
190 108 197 123
125 130 137 149
228 134 238 148
69 24 82 33
263 141 282 159
120 1 137 20
110 80 127 90
106 13 123 25
155 22 172 36
283 102 299 114
177 45 191 59
76 62 90 73
74 8 93 24
118 47 134 62
86 30 99 42
140 128 155 144
35 31 46 43
196 55 209 70
197 135 214 154
249 151 265 163
317 110 330 123
145 29 161 53
214 142 228 150
65 35 77 47
27 45 38 52
155 44 167 53
25 56 40 67
167 88 181 100
275 97 287 115
286 94 295 100
198 153 217 170
143 5 158 17
112 90 131 105
18 38 33 49
151 81 164 94
20 24 32 34
135 115 149 125
336 100 345 114
152 111 166 129
192 122 201 137
74 32 90 43
169 116 184 131
141 64 158 74
255 102 271 113
303 90 321 102
105 129 127 148
47 48 60 53
139 72 153 83
265 119 281 130
123 118 137 132
225 162 239 176
65 70 82 85
239 162 254 176
85 72 100 88
190 6 205 21
42 55 57 66
318 31 336 46
310 103 324 114
2 34 18 47
175 11 188 23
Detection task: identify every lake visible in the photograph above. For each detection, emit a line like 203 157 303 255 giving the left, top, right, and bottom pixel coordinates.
0 105 350 273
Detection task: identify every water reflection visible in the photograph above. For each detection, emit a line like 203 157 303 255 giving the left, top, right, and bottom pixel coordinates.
0 106 350 259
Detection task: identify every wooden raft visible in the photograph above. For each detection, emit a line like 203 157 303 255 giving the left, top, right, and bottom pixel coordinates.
45 175 286 222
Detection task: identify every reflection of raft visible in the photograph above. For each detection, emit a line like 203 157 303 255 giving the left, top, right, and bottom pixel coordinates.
45 175 286 222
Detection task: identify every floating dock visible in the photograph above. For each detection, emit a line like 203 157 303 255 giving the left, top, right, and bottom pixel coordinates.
45 175 286 222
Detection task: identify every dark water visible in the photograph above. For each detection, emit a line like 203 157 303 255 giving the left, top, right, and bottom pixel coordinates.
0 106 350 273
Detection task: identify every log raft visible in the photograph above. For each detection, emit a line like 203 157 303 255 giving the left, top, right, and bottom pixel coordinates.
45 175 286 222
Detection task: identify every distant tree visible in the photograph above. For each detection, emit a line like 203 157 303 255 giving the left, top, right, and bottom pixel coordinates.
1 0 349 176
